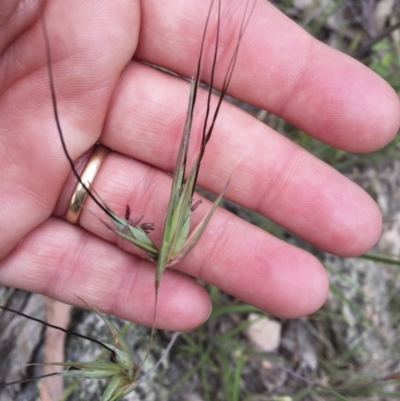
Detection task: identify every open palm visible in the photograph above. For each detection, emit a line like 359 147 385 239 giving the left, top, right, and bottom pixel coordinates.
0 0 399 330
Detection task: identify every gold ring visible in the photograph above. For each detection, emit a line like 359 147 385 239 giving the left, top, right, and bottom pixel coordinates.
65 144 111 225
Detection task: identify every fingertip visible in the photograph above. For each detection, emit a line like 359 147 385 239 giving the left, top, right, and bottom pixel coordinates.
266 250 330 319
344 67 400 153
334 194 382 258
315 180 382 258
376 83 400 149
281 41 400 153
320 56 400 153
156 275 212 331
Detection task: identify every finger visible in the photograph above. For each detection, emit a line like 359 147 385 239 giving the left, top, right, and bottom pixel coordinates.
0 0 138 259
0 218 211 330
135 0 400 152
56 152 329 318
100 62 381 256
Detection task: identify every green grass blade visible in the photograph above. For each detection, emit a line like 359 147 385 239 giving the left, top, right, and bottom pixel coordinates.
38 361 121 378
101 375 128 401
175 168 234 263
156 78 197 288
98 196 158 259
92 307 134 366
168 159 199 260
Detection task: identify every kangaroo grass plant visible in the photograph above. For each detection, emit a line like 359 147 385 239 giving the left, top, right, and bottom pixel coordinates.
1 0 255 399
0 302 179 401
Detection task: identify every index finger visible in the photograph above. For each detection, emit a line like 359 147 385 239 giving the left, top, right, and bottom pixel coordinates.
134 0 400 152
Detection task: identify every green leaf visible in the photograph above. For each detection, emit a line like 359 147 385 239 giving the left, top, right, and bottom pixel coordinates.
155 78 198 289
101 375 129 401
94 191 158 260
105 207 158 258
92 307 134 370
175 167 234 263
37 361 122 379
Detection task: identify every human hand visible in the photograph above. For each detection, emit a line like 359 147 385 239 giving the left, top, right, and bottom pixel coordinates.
1 0 399 331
